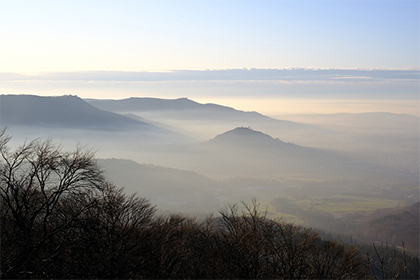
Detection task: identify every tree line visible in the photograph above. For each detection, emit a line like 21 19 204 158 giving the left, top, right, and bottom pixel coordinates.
0 130 418 279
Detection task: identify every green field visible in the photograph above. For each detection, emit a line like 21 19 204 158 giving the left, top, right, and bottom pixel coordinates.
277 194 404 214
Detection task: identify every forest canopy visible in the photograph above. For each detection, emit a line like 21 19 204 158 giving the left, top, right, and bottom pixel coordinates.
0 131 417 279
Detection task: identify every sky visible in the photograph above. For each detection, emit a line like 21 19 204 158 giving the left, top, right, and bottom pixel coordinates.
1 0 419 115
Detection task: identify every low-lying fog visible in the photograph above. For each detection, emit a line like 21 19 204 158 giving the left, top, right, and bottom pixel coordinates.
1 95 419 251
3 95 417 197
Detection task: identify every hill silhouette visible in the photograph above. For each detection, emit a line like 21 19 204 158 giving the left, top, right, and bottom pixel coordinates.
206 127 328 157
98 158 225 212
86 97 312 128
0 95 156 130
355 201 419 254
210 126 286 146
86 97 209 112
86 97 329 144
148 127 390 181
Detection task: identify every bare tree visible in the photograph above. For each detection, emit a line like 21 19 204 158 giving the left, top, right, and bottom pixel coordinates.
0 131 367 279
215 199 363 279
69 183 156 278
0 132 104 278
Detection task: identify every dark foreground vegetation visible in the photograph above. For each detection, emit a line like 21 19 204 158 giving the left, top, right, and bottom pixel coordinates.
1 131 418 279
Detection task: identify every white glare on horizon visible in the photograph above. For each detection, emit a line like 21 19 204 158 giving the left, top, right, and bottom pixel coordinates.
200 98 420 117
0 1 418 117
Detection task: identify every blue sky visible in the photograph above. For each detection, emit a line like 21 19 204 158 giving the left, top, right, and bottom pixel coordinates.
1 0 419 115
1 0 418 72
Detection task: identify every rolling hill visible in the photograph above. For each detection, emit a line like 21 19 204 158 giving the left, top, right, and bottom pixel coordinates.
98 158 227 212
86 97 211 112
0 94 157 130
202 127 361 172
85 97 312 127
354 202 419 254
85 97 322 142
137 127 401 183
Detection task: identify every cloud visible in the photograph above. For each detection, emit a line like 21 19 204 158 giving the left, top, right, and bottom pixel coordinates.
1 68 418 103
1 68 418 83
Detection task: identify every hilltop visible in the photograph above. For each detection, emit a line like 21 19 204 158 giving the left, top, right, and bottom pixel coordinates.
0 95 154 130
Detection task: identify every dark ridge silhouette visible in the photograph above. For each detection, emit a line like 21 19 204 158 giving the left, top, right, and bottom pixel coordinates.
355 201 420 254
86 97 311 129
206 127 310 154
210 126 285 146
194 127 405 180
2 133 418 279
98 158 224 211
86 97 208 111
0 94 157 130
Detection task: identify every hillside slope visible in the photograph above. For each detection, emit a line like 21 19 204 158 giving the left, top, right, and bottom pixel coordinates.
0 95 155 130
86 97 321 141
98 158 227 212
355 202 419 254
198 127 375 177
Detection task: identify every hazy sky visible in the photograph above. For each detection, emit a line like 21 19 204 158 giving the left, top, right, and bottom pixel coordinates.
1 0 419 115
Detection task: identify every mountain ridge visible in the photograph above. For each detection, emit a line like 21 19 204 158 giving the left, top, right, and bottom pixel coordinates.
0 94 157 131
87 97 243 112
209 126 287 146
85 97 302 125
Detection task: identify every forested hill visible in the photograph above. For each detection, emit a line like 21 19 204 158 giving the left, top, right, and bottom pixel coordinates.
0 94 156 130
355 201 419 254
86 97 311 129
1 123 419 279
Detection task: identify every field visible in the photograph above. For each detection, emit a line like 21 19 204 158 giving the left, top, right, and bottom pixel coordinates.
293 194 403 213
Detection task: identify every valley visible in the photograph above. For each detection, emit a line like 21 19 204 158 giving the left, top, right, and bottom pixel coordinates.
1 94 419 253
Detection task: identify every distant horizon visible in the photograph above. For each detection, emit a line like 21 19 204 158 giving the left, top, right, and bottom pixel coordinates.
1 1 419 116
1 92 418 118
1 67 418 116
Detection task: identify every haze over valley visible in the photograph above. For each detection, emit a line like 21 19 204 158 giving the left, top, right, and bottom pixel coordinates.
1 94 418 254
1 1 419 278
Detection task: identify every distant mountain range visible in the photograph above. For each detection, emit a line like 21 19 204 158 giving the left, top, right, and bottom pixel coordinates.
1 94 417 255
142 126 405 183
87 97 252 115
0 95 158 131
85 96 327 144
1 94 416 184
86 97 312 129
86 97 218 112
1 95 320 142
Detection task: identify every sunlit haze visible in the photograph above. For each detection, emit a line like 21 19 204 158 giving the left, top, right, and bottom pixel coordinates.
1 2 420 274
1 0 419 116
